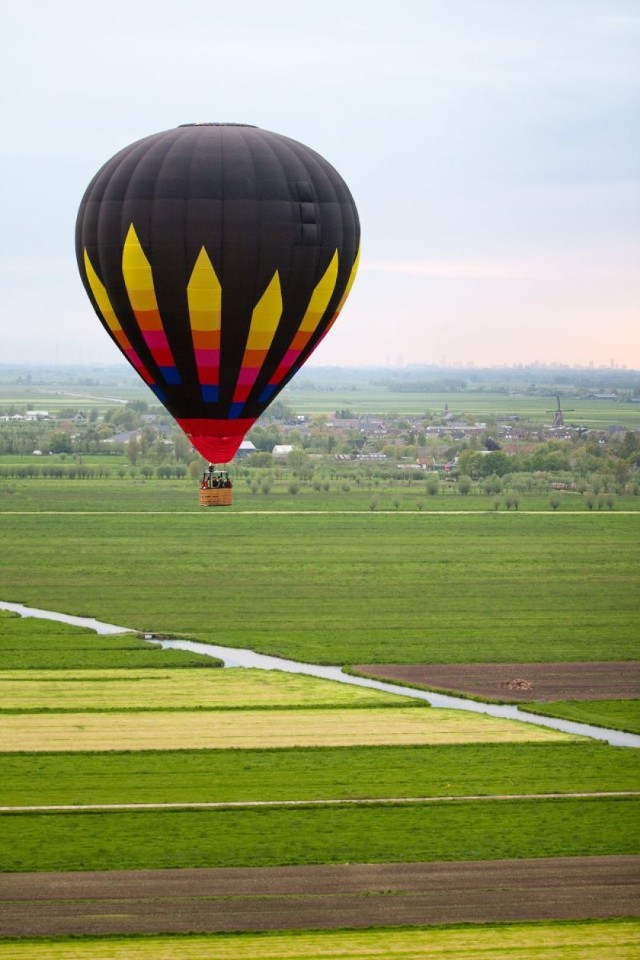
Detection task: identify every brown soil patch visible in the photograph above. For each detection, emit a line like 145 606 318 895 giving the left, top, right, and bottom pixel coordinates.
0 856 637 937
353 662 640 702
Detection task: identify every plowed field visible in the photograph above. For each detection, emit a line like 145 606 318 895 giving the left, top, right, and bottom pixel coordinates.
1 856 637 937
353 662 640 701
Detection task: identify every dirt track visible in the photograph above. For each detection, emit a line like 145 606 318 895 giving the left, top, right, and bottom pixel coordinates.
353 662 640 701
1 856 638 937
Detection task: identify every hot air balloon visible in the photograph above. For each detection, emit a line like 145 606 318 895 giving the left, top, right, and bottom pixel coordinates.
75 123 360 503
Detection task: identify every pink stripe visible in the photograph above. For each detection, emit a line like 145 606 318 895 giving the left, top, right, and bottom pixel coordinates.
195 349 220 365
143 329 171 350
236 368 259 386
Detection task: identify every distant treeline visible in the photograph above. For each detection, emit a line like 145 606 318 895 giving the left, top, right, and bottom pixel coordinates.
0 464 188 480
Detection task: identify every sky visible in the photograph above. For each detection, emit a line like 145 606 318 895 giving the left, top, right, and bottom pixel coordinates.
1 0 638 370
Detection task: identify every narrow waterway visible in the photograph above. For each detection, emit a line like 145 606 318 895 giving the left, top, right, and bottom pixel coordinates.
2 600 638 748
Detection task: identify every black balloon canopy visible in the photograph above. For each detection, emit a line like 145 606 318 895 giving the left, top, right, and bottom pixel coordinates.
75 123 360 461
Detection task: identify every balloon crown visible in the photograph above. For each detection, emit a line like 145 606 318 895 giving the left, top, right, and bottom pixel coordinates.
178 122 257 127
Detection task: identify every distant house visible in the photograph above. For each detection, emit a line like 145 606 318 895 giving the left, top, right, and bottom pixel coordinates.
272 444 294 457
235 440 257 457
104 429 142 444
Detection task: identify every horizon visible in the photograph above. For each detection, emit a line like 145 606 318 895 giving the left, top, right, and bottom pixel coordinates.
1 359 639 377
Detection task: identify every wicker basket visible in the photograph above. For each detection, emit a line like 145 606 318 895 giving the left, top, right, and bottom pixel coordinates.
199 487 233 507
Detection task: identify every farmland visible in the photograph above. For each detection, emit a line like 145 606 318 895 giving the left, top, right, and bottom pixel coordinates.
351 662 640 732
0 704 573 752
1 511 638 664
1 919 638 958
0 667 404 710
2 798 638 872
2 742 638 806
1 369 638 949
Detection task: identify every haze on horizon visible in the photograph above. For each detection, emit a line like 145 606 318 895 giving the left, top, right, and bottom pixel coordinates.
1 0 638 370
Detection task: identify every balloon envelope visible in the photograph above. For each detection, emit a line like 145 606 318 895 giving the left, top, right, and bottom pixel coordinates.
75 123 360 462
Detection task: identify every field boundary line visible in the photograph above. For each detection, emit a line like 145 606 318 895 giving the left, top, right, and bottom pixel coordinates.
2 791 639 813
1 510 639 516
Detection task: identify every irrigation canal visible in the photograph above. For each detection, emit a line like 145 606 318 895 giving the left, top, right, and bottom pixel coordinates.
1 599 638 749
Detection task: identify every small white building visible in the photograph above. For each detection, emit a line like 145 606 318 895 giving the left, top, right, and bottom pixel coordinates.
272 444 294 457
235 440 257 457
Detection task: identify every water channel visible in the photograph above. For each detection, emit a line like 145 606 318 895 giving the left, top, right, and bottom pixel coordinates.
2 599 638 748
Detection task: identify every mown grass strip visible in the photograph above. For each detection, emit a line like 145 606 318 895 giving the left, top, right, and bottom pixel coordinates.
0 919 638 959
1 798 637 872
1 742 637 806
0 706 574 752
0 668 404 711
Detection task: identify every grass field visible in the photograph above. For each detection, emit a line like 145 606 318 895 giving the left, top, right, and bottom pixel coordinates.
288 386 640 427
1 797 637 872
1 919 637 959
1 469 637 939
2 742 638 805
0 613 217 670
3 475 640 514
1 510 638 664
525 700 640 735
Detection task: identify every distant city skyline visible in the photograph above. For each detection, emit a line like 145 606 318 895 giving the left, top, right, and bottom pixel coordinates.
1 1 638 369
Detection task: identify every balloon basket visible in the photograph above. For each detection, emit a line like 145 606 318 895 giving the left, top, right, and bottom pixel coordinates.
199 468 233 506
199 487 233 507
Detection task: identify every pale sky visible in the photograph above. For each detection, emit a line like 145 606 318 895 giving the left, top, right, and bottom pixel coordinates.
1 0 638 369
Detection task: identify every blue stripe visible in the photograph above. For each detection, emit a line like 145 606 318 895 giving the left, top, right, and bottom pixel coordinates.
201 385 219 403
259 384 276 403
229 402 245 419
159 366 182 385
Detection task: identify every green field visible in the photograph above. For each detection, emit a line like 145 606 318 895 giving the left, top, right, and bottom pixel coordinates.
1 797 637 872
1 463 638 938
525 700 640 736
2 475 640 515
0 614 216 669
1 510 637 664
1 919 637 959
289 386 640 427
2 742 637 805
